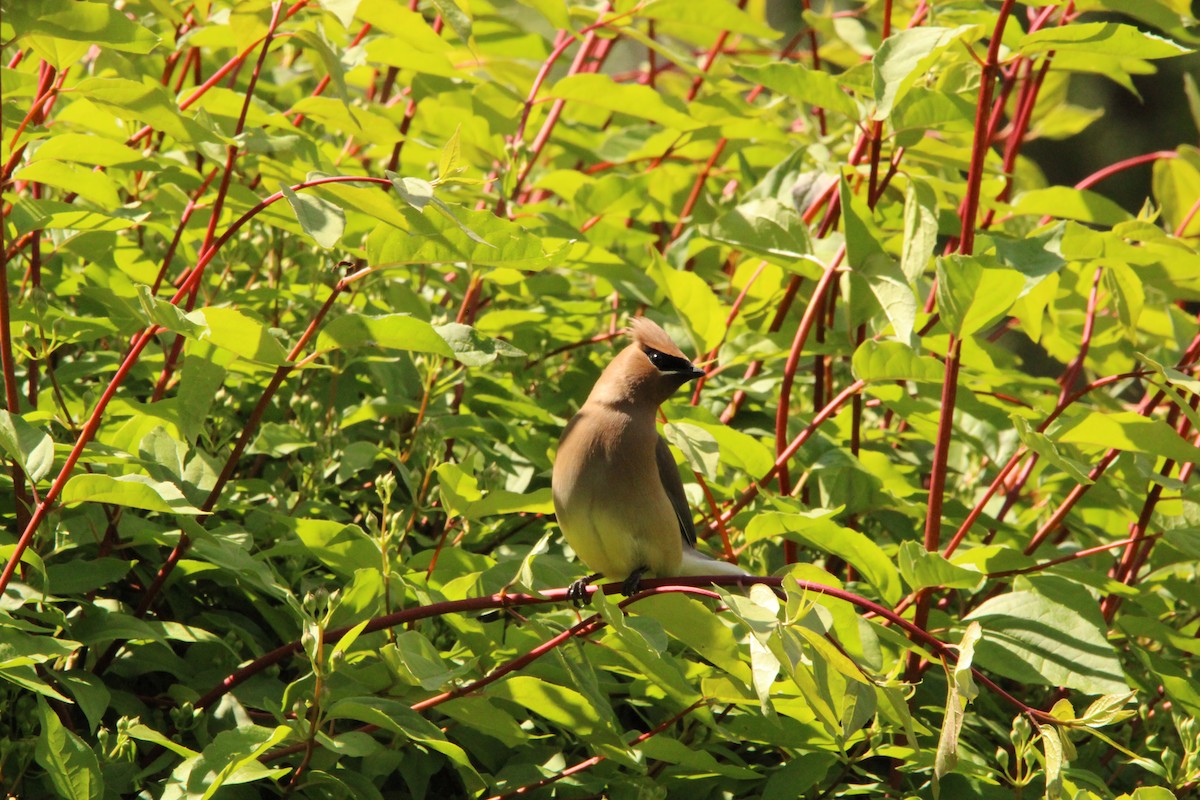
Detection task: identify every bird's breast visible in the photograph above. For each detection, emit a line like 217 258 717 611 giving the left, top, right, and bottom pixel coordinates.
552 408 682 579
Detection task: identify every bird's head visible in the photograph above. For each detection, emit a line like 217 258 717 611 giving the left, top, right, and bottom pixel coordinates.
590 317 706 408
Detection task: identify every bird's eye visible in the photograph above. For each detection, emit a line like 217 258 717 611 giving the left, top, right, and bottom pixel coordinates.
643 347 692 373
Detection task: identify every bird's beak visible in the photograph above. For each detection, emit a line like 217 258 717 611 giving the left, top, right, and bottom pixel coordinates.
687 362 707 380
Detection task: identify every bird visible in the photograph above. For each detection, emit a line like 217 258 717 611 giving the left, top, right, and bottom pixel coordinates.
552 316 747 606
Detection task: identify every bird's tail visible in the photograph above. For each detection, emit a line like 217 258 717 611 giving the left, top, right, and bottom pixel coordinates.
675 547 749 578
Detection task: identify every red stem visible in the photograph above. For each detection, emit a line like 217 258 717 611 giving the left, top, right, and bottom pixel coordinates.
775 249 845 495
714 380 866 530
485 700 708 800
1057 265 1104 404
1022 328 1200 557
941 369 1156 559
957 0 1015 255
0 176 389 595
194 576 1057 728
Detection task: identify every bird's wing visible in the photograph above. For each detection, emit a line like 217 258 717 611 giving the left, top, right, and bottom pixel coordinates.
655 434 697 547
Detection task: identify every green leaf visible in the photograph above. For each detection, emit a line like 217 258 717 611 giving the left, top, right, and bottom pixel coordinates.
1153 151 1200 238
7 0 159 55
291 29 352 107
746 510 901 603
13 160 121 208
0 410 54 483
289 519 379 578
279 183 345 248
429 0 473 43
735 63 859 116
649 252 726 353
1011 186 1132 225
763 753 837 799
1104 262 1145 339
852 340 945 383
31 133 149 167
177 355 227 444
46 558 133 595
368 212 556 270
858 254 918 345
35 697 102 800
935 256 1026 338
357 1 466 79
317 313 455 357
662 423 720 481
439 697 527 747
0 625 82 667
325 697 485 791
74 76 217 144
901 177 939 283
1017 22 1188 59
490 675 605 736
964 576 1129 695
56 671 111 734
701 197 814 265
872 26 977 119
437 125 466 182
545 74 702 131
898 542 984 592
1039 724 1067 800
170 725 290 798
1012 416 1094 486
468 487 555 517
187 526 292 601
435 463 481 518
637 593 752 684
434 322 526 366
289 96 403 142
677 417 775 478
1054 411 1200 463
60 473 202 514
389 630 472 690
124 722 199 759
389 174 435 211
642 0 778 39
934 622 981 789
840 179 917 343
196 306 290 365
134 285 207 339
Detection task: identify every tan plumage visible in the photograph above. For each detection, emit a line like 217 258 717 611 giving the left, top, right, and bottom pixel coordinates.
552 316 746 604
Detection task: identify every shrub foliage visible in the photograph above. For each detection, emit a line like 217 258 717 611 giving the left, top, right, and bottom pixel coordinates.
2 0 1199 798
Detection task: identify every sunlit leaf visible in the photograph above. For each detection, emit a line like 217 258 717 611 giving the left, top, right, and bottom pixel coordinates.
872 26 978 119
0 411 54 483
545 74 702 131
735 63 859 116
195 306 290 365
852 340 945 383
61 474 202 514
280 183 345 248
35 698 102 800
746 510 901 603
965 577 1129 695
317 313 454 357
1017 21 1188 59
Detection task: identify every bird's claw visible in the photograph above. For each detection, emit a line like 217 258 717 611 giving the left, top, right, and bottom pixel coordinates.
568 575 595 608
621 567 647 597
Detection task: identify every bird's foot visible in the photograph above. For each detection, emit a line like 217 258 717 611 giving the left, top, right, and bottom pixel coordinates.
568 573 601 608
621 567 647 597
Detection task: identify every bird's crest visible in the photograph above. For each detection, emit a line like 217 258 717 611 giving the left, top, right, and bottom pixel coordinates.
627 317 686 358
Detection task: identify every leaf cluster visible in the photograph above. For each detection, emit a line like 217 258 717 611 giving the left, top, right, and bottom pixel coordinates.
2 1 1199 799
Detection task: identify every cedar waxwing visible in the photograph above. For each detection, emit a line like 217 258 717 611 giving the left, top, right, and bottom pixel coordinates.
552 316 747 604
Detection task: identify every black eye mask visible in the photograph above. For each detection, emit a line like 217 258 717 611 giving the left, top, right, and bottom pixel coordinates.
643 346 694 374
